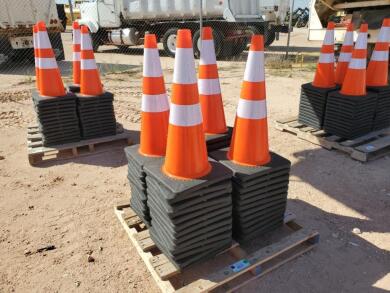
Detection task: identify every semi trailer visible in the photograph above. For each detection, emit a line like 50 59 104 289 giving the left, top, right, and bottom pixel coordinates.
78 0 290 57
0 0 65 62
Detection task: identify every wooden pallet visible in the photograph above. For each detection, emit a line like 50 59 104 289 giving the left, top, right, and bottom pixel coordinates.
27 123 133 165
275 117 390 162
115 203 319 293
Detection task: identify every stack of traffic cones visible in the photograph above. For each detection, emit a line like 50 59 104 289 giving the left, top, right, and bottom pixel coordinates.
68 21 81 93
32 21 81 146
324 24 378 139
76 26 117 139
125 33 169 226
198 27 232 151
143 30 233 269
366 18 390 130
298 22 338 129
210 35 291 241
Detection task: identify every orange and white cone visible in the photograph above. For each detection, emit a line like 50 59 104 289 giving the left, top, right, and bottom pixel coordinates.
80 26 103 96
32 24 40 92
36 21 65 97
163 29 211 179
198 27 227 134
312 22 336 88
139 34 169 157
228 35 270 166
341 24 368 96
335 23 354 85
366 18 390 87
72 21 81 87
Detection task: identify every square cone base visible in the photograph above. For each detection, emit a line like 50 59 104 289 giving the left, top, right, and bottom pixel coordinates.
367 85 390 130
297 83 339 129
32 91 81 146
124 145 163 227
323 91 377 139
76 91 117 139
143 158 233 269
67 84 80 94
209 148 291 242
205 127 233 152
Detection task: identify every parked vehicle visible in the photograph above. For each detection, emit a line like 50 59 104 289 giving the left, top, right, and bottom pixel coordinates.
78 0 290 57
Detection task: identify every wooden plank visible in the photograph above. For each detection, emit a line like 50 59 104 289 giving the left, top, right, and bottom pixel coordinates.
339 128 388 147
152 256 181 281
350 136 390 162
333 0 390 10
176 228 318 293
275 116 297 124
287 121 304 128
135 230 156 252
353 135 390 154
114 206 176 293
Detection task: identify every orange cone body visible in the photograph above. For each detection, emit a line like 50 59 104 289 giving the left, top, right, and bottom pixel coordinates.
80 26 103 96
313 22 336 88
366 18 390 87
198 27 227 134
163 29 211 179
139 34 170 157
335 23 354 85
341 24 368 96
228 35 270 166
32 24 40 91
72 21 81 86
36 21 65 97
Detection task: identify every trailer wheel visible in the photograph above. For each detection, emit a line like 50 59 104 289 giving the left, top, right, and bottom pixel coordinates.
162 28 179 57
248 25 276 47
192 28 222 59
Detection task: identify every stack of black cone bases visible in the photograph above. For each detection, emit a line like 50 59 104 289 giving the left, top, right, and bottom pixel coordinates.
76 92 117 139
32 91 81 146
323 91 377 139
368 86 390 130
210 149 291 241
205 127 233 152
144 159 233 269
298 83 338 129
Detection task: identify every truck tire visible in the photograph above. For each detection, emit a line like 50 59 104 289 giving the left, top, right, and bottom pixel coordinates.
248 25 276 47
162 28 179 57
192 28 223 58
91 33 101 52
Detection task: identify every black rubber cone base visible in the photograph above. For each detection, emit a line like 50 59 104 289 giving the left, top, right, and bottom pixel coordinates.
68 84 80 93
205 127 233 152
368 85 390 130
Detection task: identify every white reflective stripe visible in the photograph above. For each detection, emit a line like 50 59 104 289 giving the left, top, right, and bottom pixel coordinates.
338 52 352 62
169 103 202 126
36 31 52 49
38 57 58 69
343 32 354 46
81 59 97 70
371 50 389 61
81 33 93 50
73 52 81 61
141 94 170 112
73 29 81 45
143 48 163 77
323 30 334 45
173 48 197 84
34 57 39 67
349 58 366 69
244 51 265 82
319 53 335 63
237 98 267 120
33 32 38 48
355 32 368 49
200 40 217 65
377 26 390 42
198 78 221 95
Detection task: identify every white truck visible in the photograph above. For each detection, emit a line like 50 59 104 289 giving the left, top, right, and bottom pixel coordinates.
78 0 290 57
0 0 65 62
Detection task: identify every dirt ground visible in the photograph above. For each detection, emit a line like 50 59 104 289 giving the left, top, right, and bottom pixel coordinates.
0 32 389 293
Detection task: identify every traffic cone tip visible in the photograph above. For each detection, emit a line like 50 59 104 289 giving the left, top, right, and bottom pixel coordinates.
176 29 192 48
327 22 335 30
144 34 158 49
202 27 213 40
250 35 264 51
72 21 80 29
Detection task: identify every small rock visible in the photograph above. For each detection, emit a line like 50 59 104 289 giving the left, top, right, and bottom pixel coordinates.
0 155 5 160
349 241 359 247
87 255 95 263
71 183 77 186
36 245 56 253
86 249 93 255
24 249 32 256
352 228 361 234
332 233 338 238
75 281 81 287
28 206 34 210
99 246 103 252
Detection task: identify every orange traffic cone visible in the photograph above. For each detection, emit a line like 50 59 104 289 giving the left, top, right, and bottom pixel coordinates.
335 23 354 85
366 18 390 87
36 21 65 97
163 29 211 179
139 34 170 157
32 24 40 92
227 35 270 166
72 21 81 87
313 22 336 88
80 26 103 96
198 27 227 134
341 24 368 96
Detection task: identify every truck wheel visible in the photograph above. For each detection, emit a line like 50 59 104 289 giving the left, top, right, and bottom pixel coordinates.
162 28 179 57
192 28 222 59
91 33 101 52
248 25 276 47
